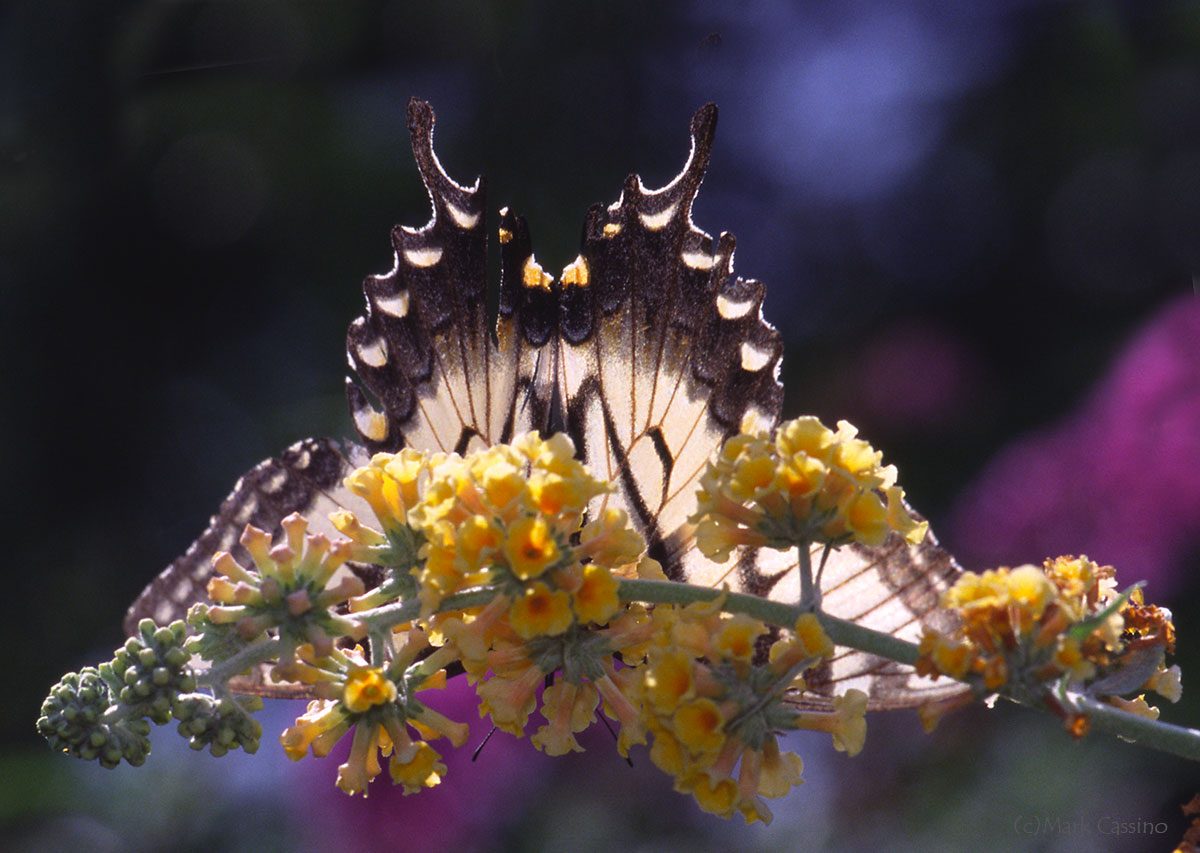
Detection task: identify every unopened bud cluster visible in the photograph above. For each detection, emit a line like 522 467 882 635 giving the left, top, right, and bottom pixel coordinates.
37 619 257 767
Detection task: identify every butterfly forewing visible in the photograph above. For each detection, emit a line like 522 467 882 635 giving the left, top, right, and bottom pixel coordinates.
123 438 368 634
686 527 969 710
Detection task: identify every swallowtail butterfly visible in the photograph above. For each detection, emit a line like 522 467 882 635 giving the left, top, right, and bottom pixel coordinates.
126 99 965 710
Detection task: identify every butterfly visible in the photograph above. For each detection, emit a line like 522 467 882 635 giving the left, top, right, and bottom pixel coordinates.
126 98 966 710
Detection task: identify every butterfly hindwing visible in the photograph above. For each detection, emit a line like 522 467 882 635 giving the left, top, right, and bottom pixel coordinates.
556 104 784 582
711 525 968 710
346 99 523 456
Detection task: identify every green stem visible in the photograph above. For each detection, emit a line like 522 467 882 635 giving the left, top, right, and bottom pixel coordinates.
1070 693 1200 761
616 579 917 663
357 587 499 633
199 636 283 688
615 578 1200 762
798 544 816 610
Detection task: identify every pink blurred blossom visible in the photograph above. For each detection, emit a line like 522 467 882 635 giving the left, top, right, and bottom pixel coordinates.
950 293 1200 599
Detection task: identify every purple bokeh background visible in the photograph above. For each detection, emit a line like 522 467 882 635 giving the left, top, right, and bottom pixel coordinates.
949 293 1200 599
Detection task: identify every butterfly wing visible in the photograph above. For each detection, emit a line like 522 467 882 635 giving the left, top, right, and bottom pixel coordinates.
123 438 367 634
550 104 967 711
555 104 783 578
345 99 525 455
706 527 967 711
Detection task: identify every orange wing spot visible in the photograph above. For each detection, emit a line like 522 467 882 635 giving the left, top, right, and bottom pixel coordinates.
522 256 554 291
562 255 590 288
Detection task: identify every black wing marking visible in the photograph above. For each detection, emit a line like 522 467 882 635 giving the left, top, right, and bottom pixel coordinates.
345 98 556 455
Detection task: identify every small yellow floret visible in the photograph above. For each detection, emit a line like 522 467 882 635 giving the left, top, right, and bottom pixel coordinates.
342 667 397 713
714 614 765 662
643 647 696 713
672 698 726 754
571 563 621 625
509 582 573 639
389 741 447 794
504 516 561 580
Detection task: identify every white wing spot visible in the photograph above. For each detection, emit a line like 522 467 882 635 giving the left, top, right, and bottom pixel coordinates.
169 580 195 604
263 471 287 494
682 250 714 271
741 406 772 434
295 449 312 470
354 405 390 442
740 341 773 372
375 291 410 318
638 203 678 231
404 247 443 267
233 494 258 525
357 338 389 368
446 203 480 229
716 294 754 319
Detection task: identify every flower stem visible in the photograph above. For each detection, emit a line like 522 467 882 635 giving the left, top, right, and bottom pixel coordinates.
1069 693 1200 761
614 578 1200 761
798 545 819 611
200 636 283 688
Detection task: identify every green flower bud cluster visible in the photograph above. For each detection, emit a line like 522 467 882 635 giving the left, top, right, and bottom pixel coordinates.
174 694 264 756
38 618 265 768
101 619 196 724
38 667 153 768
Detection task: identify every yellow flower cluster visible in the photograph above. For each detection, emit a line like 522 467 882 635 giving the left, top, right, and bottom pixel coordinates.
273 432 878 811
434 589 656 758
327 432 659 760
202 513 367 667
279 633 469 797
634 599 865 824
357 432 642 621
691 417 927 562
916 556 1180 731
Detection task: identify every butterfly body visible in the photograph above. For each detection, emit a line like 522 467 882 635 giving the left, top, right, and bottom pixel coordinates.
127 99 965 710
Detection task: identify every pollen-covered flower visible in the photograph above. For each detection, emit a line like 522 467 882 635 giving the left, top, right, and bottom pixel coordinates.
635 606 852 824
690 416 927 564
916 556 1180 733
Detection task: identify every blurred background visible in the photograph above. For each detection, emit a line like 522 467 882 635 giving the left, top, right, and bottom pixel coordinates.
4 1 1200 850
